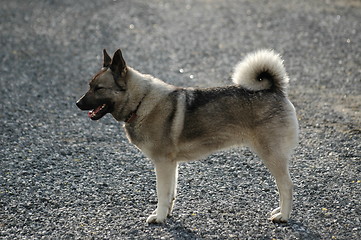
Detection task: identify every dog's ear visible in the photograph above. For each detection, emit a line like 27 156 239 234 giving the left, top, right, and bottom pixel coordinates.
110 49 127 76
103 49 111 68
110 49 128 89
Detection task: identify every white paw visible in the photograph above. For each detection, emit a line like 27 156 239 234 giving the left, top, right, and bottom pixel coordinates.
269 212 289 223
271 207 281 216
146 214 166 224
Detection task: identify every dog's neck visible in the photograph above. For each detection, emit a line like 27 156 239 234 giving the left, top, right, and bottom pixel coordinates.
125 94 146 124
123 67 175 124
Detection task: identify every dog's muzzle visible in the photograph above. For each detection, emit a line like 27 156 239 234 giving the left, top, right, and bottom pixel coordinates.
76 94 113 121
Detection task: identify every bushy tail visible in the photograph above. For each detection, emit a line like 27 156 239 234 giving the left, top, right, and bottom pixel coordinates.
232 50 289 93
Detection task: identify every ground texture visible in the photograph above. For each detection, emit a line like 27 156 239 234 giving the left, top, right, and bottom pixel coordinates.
0 0 360 239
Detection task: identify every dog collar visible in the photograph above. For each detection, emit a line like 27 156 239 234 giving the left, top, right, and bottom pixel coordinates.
125 111 137 124
125 95 145 124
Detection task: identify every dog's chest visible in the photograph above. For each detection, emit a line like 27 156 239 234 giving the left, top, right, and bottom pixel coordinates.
124 124 144 146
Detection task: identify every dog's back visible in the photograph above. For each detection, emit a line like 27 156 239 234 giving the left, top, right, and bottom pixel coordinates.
172 50 298 162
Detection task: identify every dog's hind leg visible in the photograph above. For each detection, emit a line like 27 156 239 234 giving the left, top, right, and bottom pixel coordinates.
251 140 294 223
147 160 178 223
268 160 293 223
262 153 293 223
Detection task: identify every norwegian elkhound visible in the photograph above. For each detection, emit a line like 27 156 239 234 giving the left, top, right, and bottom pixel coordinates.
76 49 298 223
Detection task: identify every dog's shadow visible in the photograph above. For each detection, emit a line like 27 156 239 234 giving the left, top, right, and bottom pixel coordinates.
148 218 200 239
268 219 321 240
148 218 321 239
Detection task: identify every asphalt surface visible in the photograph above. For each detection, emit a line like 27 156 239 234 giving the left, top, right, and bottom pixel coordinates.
1 0 360 239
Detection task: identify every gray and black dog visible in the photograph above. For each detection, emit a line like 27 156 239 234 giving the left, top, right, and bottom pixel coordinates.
76 49 298 223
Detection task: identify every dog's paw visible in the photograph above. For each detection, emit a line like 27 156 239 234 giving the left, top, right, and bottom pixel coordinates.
270 207 281 216
146 214 166 224
269 212 289 223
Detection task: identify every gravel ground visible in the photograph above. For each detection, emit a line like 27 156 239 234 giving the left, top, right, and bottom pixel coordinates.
1 0 360 239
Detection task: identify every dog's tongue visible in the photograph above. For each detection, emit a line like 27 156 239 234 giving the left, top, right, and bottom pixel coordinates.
88 105 103 118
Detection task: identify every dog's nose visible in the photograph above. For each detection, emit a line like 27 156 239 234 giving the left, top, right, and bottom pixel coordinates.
76 98 84 109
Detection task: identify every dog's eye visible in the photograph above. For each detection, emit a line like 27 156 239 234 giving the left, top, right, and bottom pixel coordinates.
94 86 104 91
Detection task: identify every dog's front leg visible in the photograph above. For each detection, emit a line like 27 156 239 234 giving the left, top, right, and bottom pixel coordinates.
147 161 178 224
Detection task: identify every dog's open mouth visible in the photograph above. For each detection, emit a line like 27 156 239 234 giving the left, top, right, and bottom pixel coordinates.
88 104 111 120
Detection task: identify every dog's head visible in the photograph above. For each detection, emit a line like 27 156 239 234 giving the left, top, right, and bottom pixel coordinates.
76 49 128 120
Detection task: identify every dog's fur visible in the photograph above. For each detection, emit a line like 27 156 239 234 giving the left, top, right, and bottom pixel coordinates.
76 49 298 223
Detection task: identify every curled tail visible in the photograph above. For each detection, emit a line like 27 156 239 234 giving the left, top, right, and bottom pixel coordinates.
232 50 289 93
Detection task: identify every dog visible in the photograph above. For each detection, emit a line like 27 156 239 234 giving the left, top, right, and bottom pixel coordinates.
76 49 298 223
